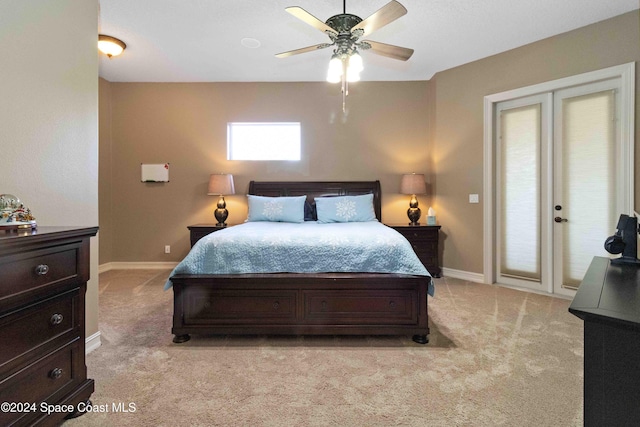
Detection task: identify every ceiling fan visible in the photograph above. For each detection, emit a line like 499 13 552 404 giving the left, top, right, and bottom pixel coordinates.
276 0 414 111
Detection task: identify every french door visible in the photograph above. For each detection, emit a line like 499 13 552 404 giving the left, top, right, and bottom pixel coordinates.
495 77 625 296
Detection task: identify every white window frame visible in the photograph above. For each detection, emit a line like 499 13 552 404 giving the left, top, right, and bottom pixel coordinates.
227 122 301 161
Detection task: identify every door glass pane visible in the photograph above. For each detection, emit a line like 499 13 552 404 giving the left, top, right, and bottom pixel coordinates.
562 91 615 287
499 104 541 280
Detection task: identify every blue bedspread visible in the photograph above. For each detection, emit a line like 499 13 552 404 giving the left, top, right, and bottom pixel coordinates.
165 221 434 295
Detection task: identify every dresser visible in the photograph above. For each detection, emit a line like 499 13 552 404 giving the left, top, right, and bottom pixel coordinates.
569 256 640 427
0 226 98 426
387 224 441 278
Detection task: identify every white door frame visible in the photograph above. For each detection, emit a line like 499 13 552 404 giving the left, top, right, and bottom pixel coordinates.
483 62 635 289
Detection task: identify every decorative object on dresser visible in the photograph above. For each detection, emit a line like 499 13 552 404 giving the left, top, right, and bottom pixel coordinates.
207 174 235 227
0 226 98 426
388 224 441 278
603 213 640 265
400 173 427 226
569 257 640 426
187 224 228 248
0 194 37 230
169 181 432 345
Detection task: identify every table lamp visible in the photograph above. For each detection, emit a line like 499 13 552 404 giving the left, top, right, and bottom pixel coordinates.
207 174 235 227
400 173 427 226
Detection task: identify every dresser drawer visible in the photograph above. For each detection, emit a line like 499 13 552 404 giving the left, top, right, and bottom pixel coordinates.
0 244 80 302
395 229 438 242
410 241 437 258
304 290 418 325
0 290 78 372
0 340 82 427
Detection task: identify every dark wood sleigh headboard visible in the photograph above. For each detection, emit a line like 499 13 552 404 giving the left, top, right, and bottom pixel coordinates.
248 181 382 221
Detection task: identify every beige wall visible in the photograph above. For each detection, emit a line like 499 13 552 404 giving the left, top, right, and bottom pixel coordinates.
0 0 100 336
432 10 640 275
99 78 114 265
100 81 431 262
99 10 639 278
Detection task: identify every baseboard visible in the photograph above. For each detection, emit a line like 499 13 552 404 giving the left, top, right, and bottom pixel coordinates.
86 331 101 355
441 267 486 284
441 268 573 300
99 261 179 273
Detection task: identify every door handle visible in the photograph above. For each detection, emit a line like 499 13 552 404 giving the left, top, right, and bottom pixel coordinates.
554 216 568 223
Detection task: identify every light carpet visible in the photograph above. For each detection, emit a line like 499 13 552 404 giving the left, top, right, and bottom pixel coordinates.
66 269 584 427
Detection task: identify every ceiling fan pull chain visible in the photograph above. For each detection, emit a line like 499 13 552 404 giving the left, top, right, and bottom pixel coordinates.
341 64 347 113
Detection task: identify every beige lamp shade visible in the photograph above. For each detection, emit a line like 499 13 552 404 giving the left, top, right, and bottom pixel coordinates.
400 173 427 195
207 174 235 195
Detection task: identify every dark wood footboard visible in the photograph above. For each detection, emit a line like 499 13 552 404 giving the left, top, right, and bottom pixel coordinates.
170 273 430 344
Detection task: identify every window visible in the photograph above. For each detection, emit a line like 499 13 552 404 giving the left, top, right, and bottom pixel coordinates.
227 122 301 160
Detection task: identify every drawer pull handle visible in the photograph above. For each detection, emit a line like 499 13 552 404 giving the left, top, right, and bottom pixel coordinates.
49 368 63 380
50 313 64 326
272 301 280 310
389 301 397 309
35 264 50 276
321 301 328 311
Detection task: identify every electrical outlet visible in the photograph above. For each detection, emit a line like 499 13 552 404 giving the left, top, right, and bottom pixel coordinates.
164 245 171 254
469 194 479 204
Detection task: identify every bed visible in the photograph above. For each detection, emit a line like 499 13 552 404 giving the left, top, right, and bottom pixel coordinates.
168 181 432 344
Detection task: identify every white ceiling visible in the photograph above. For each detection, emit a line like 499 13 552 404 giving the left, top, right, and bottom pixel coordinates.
98 0 639 83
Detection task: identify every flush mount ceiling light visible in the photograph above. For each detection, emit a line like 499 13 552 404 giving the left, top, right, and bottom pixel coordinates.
276 0 413 112
98 34 126 58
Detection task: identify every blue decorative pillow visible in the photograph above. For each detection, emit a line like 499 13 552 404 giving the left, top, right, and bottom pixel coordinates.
247 195 306 223
315 194 377 223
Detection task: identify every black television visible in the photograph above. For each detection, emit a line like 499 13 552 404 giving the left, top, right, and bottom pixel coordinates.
604 214 640 265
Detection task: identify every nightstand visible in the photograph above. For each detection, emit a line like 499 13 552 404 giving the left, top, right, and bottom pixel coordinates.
187 224 227 247
387 224 442 278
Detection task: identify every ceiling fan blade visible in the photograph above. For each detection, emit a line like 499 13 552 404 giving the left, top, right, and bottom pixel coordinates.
350 1 407 37
360 40 414 61
285 7 338 36
275 43 332 59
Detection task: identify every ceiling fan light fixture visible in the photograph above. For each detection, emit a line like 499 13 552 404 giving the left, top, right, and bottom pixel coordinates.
346 51 363 82
346 67 361 82
327 55 343 83
278 1 413 110
348 52 363 73
98 34 126 58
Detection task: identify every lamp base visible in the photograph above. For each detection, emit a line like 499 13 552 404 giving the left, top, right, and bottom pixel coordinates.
407 212 421 226
214 195 229 227
407 195 421 226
